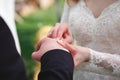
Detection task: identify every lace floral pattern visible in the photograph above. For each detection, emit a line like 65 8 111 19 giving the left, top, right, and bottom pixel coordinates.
61 0 120 80
89 49 120 77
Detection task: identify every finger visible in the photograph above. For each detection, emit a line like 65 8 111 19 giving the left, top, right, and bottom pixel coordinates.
57 23 68 39
57 30 64 40
58 23 73 43
35 42 41 51
35 39 44 51
51 23 60 38
31 51 40 61
66 26 73 42
47 23 60 38
63 33 73 43
57 26 66 39
57 39 76 55
47 27 54 37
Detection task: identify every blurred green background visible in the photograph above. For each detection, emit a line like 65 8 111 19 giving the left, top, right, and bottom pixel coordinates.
16 0 64 80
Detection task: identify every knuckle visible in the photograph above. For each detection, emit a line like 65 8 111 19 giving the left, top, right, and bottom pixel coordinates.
41 37 50 43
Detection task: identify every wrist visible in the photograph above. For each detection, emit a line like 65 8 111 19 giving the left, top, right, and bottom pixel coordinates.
83 47 90 62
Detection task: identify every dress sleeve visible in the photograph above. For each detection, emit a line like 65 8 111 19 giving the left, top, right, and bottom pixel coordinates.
60 1 70 23
78 49 120 77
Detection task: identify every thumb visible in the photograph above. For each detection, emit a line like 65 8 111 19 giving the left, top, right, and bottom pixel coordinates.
32 51 41 61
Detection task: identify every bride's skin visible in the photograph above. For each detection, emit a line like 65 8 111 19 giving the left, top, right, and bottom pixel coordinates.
48 23 90 67
46 0 118 67
34 0 118 67
57 39 90 67
32 37 90 67
84 0 117 18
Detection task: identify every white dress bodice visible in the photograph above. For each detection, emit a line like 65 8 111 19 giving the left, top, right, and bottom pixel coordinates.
61 0 120 80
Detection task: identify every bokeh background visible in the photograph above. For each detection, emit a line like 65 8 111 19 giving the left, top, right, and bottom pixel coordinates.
15 0 64 80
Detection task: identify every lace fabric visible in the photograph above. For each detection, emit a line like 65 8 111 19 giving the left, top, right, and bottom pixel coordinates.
89 49 120 77
61 0 120 80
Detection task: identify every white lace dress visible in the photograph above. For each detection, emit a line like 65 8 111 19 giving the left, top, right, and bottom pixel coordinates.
61 0 120 80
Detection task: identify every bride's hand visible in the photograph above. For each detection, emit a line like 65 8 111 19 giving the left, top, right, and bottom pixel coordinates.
57 39 90 67
48 23 73 43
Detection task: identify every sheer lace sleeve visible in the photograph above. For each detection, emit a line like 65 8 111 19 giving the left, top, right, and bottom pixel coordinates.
60 1 70 23
78 49 120 77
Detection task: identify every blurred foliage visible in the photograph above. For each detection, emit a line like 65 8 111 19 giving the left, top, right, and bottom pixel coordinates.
16 0 64 80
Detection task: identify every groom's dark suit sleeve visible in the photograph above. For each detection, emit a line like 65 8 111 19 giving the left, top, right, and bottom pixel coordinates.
38 49 74 80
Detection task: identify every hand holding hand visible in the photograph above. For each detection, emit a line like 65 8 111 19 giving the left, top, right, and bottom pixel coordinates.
32 37 69 61
48 23 73 43
57 39 90 67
